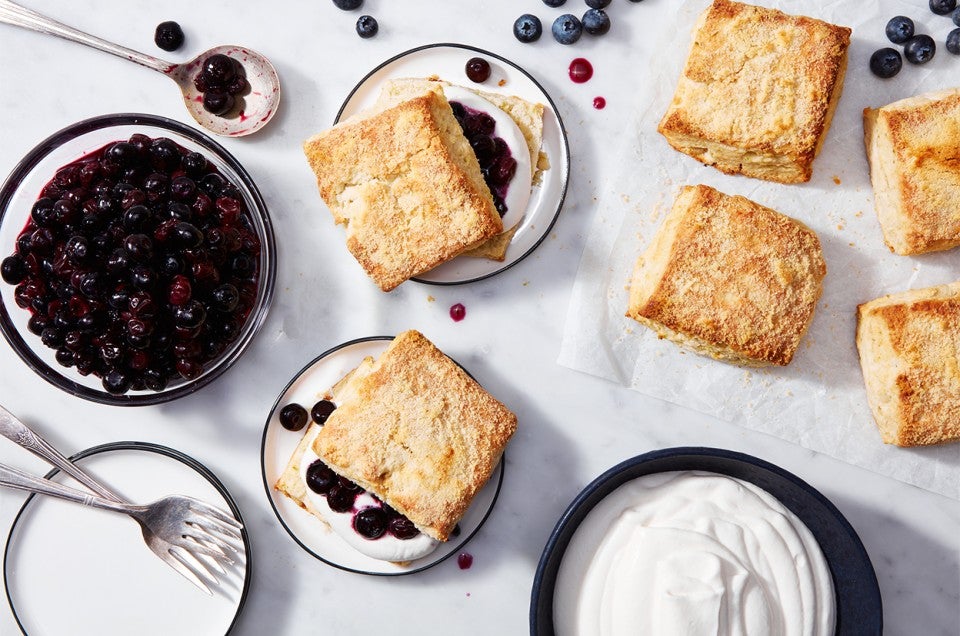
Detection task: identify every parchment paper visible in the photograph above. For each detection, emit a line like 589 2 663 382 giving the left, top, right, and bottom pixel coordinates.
559 0 960 499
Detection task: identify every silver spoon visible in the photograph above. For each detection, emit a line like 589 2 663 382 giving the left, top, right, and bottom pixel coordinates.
0 0 280 137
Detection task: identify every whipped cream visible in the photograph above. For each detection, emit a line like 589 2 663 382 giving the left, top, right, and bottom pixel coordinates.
555 471 835 636
443 85 532 230
298 429 439 563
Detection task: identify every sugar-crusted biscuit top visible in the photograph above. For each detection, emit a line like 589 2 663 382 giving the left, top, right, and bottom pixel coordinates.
857 283 960 447
312 330 517 541
627 184 825 366
863 89 960 255
659 0 850 176
303 89 502 291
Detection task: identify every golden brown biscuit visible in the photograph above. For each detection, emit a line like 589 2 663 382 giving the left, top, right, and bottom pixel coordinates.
303 88 502 291
626 184 826 366
863 89 960 255
856 283 960 446
658 0 850 184
312 330 517 541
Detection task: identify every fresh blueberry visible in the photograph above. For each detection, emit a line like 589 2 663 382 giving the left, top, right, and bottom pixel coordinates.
356 15 378 38
585 0 611 7
552 14 583 45
904 34 936 64
513 14 543 43
869 48 903 78
154 21 184 52
582 9 610 35
948 28 960 54
885 15 914 44
333 0 362 9
543 0 566 6
930 0 957 15
953 7 960 26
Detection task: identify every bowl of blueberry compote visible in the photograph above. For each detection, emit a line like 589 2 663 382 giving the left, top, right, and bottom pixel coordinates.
0 114 275 405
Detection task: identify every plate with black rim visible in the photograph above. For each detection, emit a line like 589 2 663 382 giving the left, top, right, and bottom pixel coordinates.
530 447 882 636
4 441 251 636
334 43 570 286
260 335 505 576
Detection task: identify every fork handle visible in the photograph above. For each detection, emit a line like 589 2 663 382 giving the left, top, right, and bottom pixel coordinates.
0 405 123 503
0 462 134 515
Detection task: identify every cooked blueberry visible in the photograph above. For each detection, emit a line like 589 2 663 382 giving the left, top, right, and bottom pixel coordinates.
149 138 181 171
885 16 914 44
1 255 27 285
465 57 491 83
173 222 204 248
356 15 378 38
582 9 610 35
279 403 309 431
514 13 539 42
311 399 337 424
869 48 902 78
123 204 152 230
332 0 362 8
182 152 207 177
552 14 583 45
353 507 388 539
102 369 132 394
305 460 337 493
154 21 184 52
40 327 63 348
203 91 235 116
948 28 960 54
161 254 184 276
326 484 357 512
585 0 611 7
201 54 236 87
211 283 239 312
27 314 48 335
904 34 936 64
930 0 956 15
106 142 139 167
124 233 154 261
166 202 192 221
170 177 197 201
130 266 156 289
388 516 420 539
543 0 566 5
337 477 361 492
464 112 496 137
174 300 206 329
79 272 102 298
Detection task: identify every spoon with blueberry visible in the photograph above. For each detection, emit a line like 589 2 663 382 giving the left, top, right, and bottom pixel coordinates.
0 0 280 137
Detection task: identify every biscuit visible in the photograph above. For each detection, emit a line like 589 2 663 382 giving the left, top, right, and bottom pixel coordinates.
626 184 826 366
303 87 502 291
312 330 517 541
863 89 960 255
658 0 851 184
856 283 960 446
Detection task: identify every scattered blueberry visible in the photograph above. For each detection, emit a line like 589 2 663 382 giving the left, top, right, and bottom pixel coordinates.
885 16 914 44
154 21 184 52
311 399 337 424
543 0 566 6
953 7 960 26
356 14 378 38
582 9 610 35
585 0 611 7
333 0 363 9
552 14 583 45
279 403 308 431
948 28 960 54
465 57 491 83
513 14 543 43
869 48 903 78
904 34 936 64
930 0 957 15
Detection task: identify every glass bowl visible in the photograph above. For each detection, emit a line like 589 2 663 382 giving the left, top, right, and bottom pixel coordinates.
0 114 276 405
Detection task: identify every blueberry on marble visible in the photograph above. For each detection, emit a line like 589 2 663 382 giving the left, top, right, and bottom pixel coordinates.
585 0 611 8
356 14 378 38
543 0 566 6
904 34 936 64
947 28 960 54
333 0 363 9
513 14 543 43
885 15 914 44
154 21 184 52
582 9 610 35
930 0 957 15
869 48 902 78
552 14 583 45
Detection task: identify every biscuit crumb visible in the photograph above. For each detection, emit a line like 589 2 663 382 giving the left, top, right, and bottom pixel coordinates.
837 223 844 230
497 79 506 87
832 175 841 185
427 295 435 302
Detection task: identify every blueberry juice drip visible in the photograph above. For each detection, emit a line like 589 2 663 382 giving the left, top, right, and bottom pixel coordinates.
305 457 421 541
0 135 261 395
448 101 517 218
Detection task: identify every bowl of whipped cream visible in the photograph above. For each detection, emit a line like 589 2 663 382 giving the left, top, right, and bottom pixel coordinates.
530 447 881 636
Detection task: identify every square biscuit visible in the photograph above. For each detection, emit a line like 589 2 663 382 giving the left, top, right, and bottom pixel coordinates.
627 184 826 366
863 89 960 255
312 330 517 542
658 0 851 184
856 283 960 447
303 88 502 291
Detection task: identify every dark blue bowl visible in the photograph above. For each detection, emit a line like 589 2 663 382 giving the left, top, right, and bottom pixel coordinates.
530 447 882 635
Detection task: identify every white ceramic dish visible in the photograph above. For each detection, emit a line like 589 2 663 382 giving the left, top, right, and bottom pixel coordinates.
260 336 505 575
334 43 570 286
3 442 250 635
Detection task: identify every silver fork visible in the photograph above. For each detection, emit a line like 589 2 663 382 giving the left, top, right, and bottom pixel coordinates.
0 406 242 594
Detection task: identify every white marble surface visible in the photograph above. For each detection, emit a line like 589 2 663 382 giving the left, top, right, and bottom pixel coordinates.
0 1 957 634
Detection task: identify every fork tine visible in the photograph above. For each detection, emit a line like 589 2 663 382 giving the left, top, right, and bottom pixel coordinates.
184 523 242 558
170 545 220 587
188 500 243 530
189 514 244 541
159 548 212 595
182 531 237 564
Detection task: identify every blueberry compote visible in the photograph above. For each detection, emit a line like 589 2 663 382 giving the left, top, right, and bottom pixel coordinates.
305 457 422 541
1 134 261 395
448 101 517 218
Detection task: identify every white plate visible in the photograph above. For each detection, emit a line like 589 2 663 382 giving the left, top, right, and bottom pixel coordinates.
335 43 570 286
260 336 505 575
4 442 250 636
